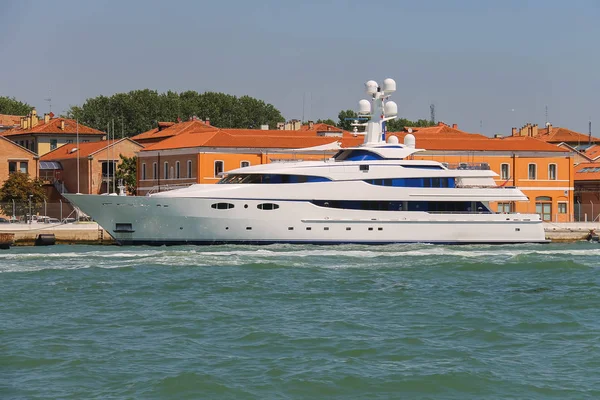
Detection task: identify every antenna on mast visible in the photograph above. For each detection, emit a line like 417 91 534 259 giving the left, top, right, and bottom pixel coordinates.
44 91 52 113
430 104 435 124
76 119 80 194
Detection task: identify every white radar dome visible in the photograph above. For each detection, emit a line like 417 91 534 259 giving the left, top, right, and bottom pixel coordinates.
383 78 396 94
365 80 378 95
358 99 371 115
387 135 399 144
384 101 398 116
404 133 416 149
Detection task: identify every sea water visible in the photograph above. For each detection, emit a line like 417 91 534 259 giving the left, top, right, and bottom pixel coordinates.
1 243 600 399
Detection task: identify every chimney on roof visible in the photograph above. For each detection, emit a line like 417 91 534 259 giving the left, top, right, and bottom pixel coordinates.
44 113 50 124
308 120 314 130
22 117 29 129
260 124 269 130
511 127 517 136
437 122 445 127
547 123 552 135
30 108 39 128
277 122 284 130
452 123 458 129
60 120 65 130
205 117 210 126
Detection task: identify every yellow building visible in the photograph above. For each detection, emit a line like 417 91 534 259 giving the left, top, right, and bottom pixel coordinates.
1 109 105 156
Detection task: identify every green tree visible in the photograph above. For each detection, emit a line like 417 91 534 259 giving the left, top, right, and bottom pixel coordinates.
65 90 285 136
316 118 337 126
115 155 137 195
0 96 33 115
0 172 46 219
337 109 363 131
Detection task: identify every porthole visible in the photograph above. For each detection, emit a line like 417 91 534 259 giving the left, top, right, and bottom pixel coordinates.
378 227 383 231
257 203 280 210
244 204 248 209
288 227 294 230
368 227 373 231
306 227 311 231
324 227 329 231
211 203 234 210
246 227 252 230
346 227 351 231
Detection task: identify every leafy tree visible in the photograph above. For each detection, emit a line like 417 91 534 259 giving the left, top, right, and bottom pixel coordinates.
0 172 46 219
0 96 33 115
65 90 285 136
337 109 363 131
386 118 435 132
316 118 337 126
115 155 137 195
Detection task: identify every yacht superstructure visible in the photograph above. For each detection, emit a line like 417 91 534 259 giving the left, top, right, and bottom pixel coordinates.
65 79 547 245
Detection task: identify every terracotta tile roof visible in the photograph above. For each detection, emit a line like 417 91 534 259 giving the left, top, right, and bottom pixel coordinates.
574 162 600 181
583 144 600 160
131 120 218 142
0 114 23 127
388 134 568 152
300 123 344 132
398 125 487 138
2 118 105 137
536 126 600 144
40 138 141 160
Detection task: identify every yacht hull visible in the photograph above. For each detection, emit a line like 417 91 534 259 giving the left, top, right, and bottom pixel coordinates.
64 194 548 245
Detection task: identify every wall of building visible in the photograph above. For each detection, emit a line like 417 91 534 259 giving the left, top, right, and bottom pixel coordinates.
0 139 38 186
415 153 574 222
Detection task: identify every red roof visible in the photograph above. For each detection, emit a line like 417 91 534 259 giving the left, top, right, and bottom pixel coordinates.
575 162 600 181
0 114 23 127
40 138 142 160
131 120 218 142
388 134 568 152
300 123 344 132
536 126 600 144
2 118 105 137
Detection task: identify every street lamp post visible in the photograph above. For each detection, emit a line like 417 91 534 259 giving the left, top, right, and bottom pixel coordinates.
28 195 32 225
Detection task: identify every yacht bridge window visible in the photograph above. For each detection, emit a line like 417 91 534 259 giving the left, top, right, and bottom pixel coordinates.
218 174 331 184
311 200 490 213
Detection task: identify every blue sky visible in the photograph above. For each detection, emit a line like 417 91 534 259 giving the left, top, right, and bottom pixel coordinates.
1 0 599 135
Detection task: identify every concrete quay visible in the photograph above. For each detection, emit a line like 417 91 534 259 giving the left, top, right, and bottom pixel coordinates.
543 222 600 242
0 222 114 246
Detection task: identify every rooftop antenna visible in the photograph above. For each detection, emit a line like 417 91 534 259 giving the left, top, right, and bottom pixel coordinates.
430 104 435 124
545 105 548 125
589 118 592 145
44 91 52 113
302 92 305 123
112 119 116 194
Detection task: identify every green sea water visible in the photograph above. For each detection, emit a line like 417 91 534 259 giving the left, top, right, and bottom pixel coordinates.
1 243 600 399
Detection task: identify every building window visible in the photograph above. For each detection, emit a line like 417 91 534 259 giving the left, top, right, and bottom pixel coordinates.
153 162 157 179
50 139 58 150
548 164 557 180
20 162 28 174
176 161 180 179
214 160 224 177
66 140 73 144
82 140 90 143
241 160 250 168
528 163 537 180
497 202 512 213
164 162 169 179
558 202 567 214
500 163 510 180
142 163 146 180
8 161 17 174
187 160 193 178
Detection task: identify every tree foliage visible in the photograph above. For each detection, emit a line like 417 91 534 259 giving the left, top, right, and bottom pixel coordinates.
0 96 33 115
316 118 337 126
116 155 137 195
0 172 46 218
65 90 285 136
336 108 434 132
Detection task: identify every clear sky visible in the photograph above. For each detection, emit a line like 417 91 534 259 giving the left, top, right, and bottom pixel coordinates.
1 0 599 135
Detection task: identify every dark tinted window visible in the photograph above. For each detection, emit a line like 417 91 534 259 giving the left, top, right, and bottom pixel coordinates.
257 203 280 210
211 203 234 210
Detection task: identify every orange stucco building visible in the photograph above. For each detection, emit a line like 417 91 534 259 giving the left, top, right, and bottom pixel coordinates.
41 138 143 194
133 121 574 222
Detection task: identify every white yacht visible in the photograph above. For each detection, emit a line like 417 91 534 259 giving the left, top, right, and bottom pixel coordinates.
65 79 547 245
